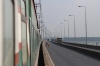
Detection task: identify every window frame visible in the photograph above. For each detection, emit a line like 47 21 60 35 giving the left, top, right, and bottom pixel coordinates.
21 0 26 16
21 0 28 65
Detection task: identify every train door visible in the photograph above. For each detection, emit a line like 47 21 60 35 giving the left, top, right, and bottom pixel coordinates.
2 0 15 66
21 0 28 65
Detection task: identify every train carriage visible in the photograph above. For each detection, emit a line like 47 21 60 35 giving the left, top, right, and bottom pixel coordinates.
0 0 42 66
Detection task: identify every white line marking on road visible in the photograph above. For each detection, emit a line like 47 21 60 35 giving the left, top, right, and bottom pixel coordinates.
77 59 79 60
45 45 55 66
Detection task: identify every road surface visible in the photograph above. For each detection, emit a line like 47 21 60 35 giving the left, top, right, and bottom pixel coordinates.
46 42 100 66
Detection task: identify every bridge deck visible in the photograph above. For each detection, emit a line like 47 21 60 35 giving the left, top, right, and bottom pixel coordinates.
46 42 100 66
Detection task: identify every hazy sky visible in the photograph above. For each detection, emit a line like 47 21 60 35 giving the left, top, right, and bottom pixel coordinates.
35 0 100 37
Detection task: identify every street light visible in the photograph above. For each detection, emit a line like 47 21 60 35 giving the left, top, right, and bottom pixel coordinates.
69 15 76 43
42 25 45 39
56 27 59 38
60 23 65 40
40 25 44 38
58 25 61 38
78 6 87 45
64 20 69 42
59 24 62 38
44 27 47 39
53 27 58 39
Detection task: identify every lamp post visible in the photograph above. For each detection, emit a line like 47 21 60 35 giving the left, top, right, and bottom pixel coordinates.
44 27 47 39
60 23 65 40
59 24 62 38
78 6 87 45
53 27 58 39
58 25 60 38
42 25 45 38
69 15 76 43
64 20 69 42
55 27 58 38
56 26 59 38
40 25 44 38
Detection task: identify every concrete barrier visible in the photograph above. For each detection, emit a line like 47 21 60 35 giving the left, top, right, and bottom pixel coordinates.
63 42 100 50
42 41 55 66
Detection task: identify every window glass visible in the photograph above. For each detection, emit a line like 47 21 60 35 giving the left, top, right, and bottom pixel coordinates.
3 0 14 66
21 0 25 15
21 21 27 64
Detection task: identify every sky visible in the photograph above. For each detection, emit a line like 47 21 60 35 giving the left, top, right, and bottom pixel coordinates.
35 0 100 37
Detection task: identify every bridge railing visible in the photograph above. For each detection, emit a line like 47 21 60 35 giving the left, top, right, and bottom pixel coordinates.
52 41 100 60
62 42 100 50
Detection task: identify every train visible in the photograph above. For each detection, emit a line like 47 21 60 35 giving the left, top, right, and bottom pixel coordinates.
0 0 42 66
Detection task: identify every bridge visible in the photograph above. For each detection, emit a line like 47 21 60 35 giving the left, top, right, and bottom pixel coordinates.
39 40 100 66
0 0 100 66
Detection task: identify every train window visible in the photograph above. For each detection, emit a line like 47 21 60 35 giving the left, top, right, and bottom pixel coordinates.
21 0 26 16
21 21 27 65
3 0 14 66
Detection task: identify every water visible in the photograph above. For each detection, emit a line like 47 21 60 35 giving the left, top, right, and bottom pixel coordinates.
63 38 100 46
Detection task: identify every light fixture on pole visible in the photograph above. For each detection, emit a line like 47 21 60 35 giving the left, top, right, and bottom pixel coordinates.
69 15 76 43
64 20 69 42
59 24 62 38
78 6 87 45
53 27 58 39
58 25 60 38
60 23 65 40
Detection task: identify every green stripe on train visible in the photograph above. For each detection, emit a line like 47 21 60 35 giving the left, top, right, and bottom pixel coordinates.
18 50 22 66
